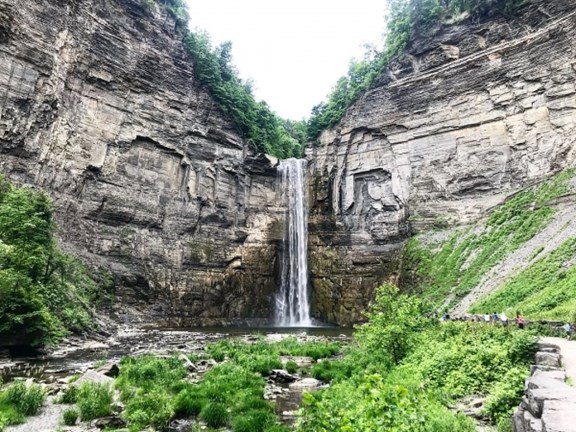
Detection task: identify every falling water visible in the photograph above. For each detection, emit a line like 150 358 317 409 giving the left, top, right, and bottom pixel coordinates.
275 158 312 327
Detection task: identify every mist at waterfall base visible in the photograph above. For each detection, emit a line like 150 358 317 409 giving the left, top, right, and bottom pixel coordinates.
274 158 317 328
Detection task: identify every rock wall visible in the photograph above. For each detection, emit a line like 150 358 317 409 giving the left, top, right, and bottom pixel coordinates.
0 0 283 325
512 341 576 432
307 0 576 325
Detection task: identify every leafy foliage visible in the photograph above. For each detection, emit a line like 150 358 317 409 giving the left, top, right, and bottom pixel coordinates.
0 381 45 429
62 407 79 426
307 0 530 139
76 382 113 421
296 285 535 432
471 237 576 321
150 0 304 158
403 171 573 310
0 176 105 346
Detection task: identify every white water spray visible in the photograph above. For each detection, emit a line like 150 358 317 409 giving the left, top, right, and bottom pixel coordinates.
275 158 312 327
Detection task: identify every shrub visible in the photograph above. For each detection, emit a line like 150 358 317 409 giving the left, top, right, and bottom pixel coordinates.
2 381 45 416
124 389 173 431
285 360 298 374
200 402 229 428
116 355 187 395
173 387 205 417
76 382 113 421
62 407 78 426
232 409 275 432
55 386 78 404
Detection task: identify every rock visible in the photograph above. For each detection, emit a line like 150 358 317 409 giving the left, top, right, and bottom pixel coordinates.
0 0 283 327
306 0 576 325
281 356 313 368
95 415 126 429
534 352 561 368
269 369 299 383
178 353 197 372
289 378 322 391
96 362 120 378
74 370 114 386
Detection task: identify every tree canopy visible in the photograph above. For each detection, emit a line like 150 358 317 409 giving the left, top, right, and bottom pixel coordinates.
306 0 530 140
156 0 305 159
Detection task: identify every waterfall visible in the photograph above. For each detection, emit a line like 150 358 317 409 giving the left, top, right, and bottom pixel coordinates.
275 158 312 327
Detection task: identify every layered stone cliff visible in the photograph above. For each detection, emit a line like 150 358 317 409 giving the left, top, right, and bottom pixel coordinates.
0 0 283 325
307 0 576 325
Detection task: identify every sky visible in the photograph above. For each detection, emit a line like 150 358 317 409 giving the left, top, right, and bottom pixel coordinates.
185 0 388 120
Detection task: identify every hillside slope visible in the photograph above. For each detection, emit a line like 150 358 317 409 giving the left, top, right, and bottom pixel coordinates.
306 0 576 324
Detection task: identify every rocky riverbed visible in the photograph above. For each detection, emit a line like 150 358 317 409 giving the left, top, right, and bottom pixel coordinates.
0 326 351 432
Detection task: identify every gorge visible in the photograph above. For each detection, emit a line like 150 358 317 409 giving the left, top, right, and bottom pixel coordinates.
2 0 576 431
1 0 576 328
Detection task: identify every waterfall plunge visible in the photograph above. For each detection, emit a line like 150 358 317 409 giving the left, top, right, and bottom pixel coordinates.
275 158 312 327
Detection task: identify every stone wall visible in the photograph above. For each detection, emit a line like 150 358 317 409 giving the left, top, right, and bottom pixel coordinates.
512 341 576 432
307 0 576 325
0 0 283 325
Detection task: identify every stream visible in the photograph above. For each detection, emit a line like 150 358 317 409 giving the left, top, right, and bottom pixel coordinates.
0 325 353 431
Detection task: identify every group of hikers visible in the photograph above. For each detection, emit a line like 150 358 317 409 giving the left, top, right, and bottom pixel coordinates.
439 311 573 340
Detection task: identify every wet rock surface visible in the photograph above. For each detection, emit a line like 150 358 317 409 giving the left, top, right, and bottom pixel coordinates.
306 0 576 325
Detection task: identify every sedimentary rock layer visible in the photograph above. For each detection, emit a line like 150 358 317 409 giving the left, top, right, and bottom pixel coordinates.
307 0 576 325
0 0 282 325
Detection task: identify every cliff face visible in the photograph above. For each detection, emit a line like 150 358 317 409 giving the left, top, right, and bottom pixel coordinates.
307 0 576 325
0 0 283 325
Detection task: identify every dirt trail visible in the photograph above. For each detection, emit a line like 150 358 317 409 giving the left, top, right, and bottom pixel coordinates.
542 337 576 382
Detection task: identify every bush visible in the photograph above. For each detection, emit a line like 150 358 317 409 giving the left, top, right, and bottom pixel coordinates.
116 355 187 396
62 407 79 426
124 389 173 431
173 387 205 417
76 382 113 421
55 386 78 404
200 402 229 428
285 360 298 374
232 409 275 432
2 381 45 416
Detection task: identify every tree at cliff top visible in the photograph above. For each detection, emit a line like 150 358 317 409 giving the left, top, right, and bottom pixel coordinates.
154 0 304 159
0 176 108 347
306 0 530 140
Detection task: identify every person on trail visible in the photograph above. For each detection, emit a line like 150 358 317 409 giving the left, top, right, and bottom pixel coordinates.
484 313 491 323
564 323 572 340
516 313 524 330
492 312 500 323
501 312 508 326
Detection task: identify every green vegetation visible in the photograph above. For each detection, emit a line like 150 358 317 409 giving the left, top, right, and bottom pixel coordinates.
61 407 79 426
471 237 576 321
0 175 107 347
403 171 572 309
113 338 335 432
296 284 536 432
0 381 45 430
76 382 113 421
149 0 304 159
307 0 530 140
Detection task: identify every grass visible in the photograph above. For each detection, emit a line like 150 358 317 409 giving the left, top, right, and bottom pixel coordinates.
404 171 574 310
76 382 113 421
471 237 576 321
113 339 334 431
55 385 78 404
0 381 45 430
62 407 78 426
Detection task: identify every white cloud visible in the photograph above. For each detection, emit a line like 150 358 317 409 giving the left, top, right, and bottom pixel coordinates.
185 0 387 120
